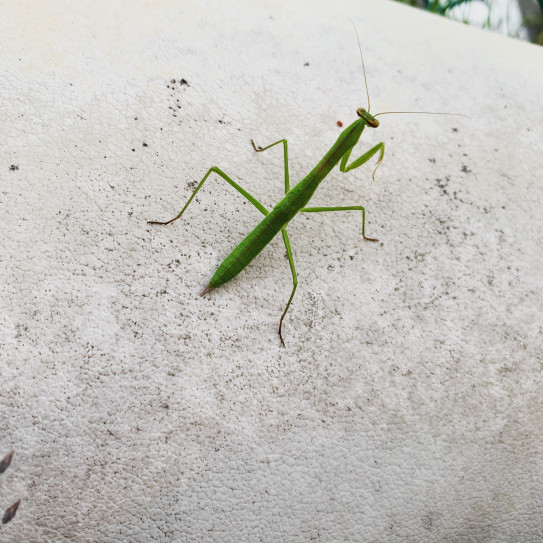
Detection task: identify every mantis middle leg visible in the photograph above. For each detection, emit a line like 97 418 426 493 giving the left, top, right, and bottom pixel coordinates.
301 206 378 242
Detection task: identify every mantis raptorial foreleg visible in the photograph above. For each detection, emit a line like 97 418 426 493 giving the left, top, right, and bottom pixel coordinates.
340 141 385 180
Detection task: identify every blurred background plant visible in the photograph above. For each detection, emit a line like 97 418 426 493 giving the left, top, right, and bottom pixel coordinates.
396 0 543 44
1 450 20 526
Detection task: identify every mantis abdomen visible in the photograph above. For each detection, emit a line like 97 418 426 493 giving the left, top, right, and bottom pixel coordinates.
209 209 285 288
209 175 323 288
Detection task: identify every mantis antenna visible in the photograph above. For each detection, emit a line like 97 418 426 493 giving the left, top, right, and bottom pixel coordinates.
349 19 471 119
375 111 470 118
349 19 371 112
348 21 470 120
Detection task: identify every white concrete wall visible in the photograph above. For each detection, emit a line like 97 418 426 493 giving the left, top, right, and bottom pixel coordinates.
1 0 542 541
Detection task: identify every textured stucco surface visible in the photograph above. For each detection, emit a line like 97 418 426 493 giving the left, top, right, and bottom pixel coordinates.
1 0 542 541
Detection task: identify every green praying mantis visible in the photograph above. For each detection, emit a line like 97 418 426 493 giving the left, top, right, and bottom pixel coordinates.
149 27 464 346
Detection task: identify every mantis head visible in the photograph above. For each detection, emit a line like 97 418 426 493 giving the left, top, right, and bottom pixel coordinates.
357 108 379 128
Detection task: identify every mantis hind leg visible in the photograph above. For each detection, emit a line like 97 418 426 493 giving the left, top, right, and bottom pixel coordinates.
148 166 269 225
301 206 378 242
278 227 298 347
251 138 290 194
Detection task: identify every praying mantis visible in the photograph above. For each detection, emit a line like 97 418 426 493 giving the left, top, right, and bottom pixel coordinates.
149 27 464 346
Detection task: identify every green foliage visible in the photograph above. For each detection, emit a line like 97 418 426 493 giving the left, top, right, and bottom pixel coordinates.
397 0 474 14
396 0 543 45
525 13 543 44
